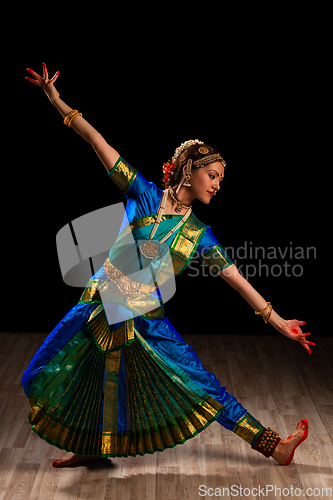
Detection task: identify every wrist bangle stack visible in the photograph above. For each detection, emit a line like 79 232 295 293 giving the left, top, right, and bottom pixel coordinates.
64 110 82 128
255 302 273 323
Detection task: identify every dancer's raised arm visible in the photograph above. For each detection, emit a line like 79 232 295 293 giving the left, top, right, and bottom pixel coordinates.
26 63 119 172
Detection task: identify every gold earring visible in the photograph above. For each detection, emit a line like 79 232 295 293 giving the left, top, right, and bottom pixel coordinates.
183 159 192 187
183 174 192 187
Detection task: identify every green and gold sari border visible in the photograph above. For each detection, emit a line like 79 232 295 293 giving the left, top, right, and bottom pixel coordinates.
201 244 220 259
28 397 224 458
108 157 138 194
86 323 136 353
233 412 265 445
115 213 184 244
199 244 233 274
170 212 207 274
101 406 224 458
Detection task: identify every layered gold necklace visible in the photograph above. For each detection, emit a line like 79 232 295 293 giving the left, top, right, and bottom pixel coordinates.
139 188 192 260
168 186 192 213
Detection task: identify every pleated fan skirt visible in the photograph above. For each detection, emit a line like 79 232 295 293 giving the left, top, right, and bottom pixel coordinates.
22 302 228 457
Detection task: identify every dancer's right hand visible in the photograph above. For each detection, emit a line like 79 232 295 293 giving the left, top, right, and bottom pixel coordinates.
25 63 60 103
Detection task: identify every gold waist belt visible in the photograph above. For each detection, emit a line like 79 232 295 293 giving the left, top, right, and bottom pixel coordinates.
80 259 165 352
103 258 158 296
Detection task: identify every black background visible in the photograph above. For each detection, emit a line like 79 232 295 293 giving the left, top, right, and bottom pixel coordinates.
5 9 326 343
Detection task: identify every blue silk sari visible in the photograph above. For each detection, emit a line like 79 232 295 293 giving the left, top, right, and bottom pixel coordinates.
21 157 264 457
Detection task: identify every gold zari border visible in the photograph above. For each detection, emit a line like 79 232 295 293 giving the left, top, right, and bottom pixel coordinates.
233 413 264 445
200 244 233 275
108 157 138 194
171 212 206 275
86 304 135 352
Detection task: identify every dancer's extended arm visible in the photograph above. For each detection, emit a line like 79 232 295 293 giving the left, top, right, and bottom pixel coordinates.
26 63 119 172
219 264 314 354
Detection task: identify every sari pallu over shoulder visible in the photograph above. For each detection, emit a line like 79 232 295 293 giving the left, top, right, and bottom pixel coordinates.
79 210 208 311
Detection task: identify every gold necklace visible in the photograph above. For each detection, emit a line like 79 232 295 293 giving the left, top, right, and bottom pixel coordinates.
169 186 192 213
139 189 192 259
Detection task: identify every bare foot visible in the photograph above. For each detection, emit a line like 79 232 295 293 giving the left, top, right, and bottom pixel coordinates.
272 420 308 465
52 452 110 467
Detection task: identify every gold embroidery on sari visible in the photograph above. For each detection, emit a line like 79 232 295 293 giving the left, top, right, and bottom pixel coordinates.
104 258 157 296
170 212 207 275
79 280 102 303
108 157 138 194
86 304 135 352
233 413 264 445
103 349 122 435
200 244 233 275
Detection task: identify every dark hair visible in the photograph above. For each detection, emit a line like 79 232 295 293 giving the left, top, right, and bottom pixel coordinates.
169 142 222 189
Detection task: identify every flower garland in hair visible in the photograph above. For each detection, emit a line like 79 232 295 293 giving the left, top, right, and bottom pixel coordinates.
162 139 204 187
162 160 177 187
171 139 204 163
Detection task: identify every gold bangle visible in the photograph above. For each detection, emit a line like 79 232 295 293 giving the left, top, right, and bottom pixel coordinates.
263 305 273 323
255 302 271 315
67 112 82 127
64 110 79 125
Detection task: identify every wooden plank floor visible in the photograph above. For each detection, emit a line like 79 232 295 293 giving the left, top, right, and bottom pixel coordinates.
0 331 332 500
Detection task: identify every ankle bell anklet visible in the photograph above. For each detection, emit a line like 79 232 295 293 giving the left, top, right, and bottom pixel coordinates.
251 427 281 458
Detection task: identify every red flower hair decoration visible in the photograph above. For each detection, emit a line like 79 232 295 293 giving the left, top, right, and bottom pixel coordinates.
162 160 177 187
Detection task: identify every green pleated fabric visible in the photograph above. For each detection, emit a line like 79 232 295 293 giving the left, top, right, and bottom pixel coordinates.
28 324 224 457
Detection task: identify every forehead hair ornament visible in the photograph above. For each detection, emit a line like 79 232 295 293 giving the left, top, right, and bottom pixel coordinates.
198 146 209 155
193 153 226 168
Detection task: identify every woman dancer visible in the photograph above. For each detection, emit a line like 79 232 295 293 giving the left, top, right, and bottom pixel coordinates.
22 63 314 468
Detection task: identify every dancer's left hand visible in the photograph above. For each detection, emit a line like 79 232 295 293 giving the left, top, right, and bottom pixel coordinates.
279 320 315 354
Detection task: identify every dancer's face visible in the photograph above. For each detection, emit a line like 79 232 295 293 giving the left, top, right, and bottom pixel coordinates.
190 162 225 204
